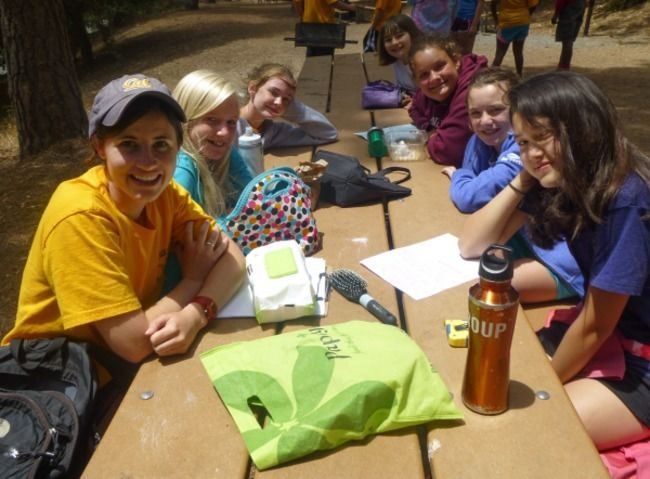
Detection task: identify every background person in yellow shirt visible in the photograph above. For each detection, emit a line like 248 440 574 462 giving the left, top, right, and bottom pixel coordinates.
490 0 539 76
2 74 245 364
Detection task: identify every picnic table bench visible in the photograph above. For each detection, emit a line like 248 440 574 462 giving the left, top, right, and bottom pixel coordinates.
82 52 607 478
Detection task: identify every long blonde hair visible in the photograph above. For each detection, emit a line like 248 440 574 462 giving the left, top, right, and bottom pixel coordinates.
173 70 239 216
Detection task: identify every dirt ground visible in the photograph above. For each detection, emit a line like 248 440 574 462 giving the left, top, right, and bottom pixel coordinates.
0 0 649 336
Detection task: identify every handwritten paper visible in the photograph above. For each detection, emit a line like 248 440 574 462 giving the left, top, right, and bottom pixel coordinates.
360 234 478 300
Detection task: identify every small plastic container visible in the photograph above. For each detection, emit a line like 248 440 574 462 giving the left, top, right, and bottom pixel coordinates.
386 129 428 162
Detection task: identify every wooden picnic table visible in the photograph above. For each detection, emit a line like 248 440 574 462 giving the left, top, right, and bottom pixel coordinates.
82 52 608 478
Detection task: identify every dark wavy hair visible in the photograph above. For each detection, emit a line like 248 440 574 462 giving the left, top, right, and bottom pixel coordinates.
509 71 650 247
377 15 423 66
407 34 461 72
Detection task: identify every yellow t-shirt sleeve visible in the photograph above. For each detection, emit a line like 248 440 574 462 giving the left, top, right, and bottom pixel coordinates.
43 212 141 329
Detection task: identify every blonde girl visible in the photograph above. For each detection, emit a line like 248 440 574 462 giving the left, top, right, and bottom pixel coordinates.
172 69 254 218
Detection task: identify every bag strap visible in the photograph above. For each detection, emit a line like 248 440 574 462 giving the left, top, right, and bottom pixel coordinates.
222 166 299 221
373 166 411 185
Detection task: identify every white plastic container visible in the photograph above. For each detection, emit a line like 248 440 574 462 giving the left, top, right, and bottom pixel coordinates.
238 126 264 174
386 129 428 162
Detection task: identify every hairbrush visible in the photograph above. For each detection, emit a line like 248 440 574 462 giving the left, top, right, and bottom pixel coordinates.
329 268 398 326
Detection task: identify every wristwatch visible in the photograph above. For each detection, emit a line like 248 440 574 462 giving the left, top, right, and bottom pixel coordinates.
191 296 217 322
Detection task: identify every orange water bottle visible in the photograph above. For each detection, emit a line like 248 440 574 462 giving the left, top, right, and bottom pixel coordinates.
461 244 519 415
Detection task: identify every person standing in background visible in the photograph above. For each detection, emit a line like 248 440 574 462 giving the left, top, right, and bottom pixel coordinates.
491 0 538 76
552 0 586 69
410 0 459 37
451 0 485 54
292 0 357 56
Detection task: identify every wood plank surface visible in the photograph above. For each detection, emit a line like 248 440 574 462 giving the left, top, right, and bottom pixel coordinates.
84 319 274 478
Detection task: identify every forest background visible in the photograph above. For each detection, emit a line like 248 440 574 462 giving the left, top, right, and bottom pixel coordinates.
0 0 648 337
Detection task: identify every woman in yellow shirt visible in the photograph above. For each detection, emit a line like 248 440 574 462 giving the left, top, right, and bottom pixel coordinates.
3 74 245 364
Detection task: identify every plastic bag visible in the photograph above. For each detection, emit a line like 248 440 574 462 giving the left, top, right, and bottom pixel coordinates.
200 321 462 470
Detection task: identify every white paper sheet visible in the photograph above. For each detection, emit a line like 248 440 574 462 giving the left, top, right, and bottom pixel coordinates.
360 233 479 300
218 257 328 318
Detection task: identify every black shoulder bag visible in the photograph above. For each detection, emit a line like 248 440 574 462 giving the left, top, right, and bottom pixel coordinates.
315 150 412 207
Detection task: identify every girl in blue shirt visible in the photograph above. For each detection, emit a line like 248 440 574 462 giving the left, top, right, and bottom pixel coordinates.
172 70 255 217
164 70 256 292
459 71 650 451
446 67 583 303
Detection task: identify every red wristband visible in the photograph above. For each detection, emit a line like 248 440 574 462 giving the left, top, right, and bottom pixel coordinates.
191 295 218 322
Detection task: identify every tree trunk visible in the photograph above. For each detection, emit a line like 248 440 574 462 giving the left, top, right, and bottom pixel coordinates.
64 0 94 65
0 0 87 159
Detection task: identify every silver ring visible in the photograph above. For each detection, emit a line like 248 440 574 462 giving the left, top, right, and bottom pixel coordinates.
206 241 214 246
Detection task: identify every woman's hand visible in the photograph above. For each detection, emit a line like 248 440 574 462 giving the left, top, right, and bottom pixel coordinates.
401 94 413 108
176 221 229 282
145 304 206 356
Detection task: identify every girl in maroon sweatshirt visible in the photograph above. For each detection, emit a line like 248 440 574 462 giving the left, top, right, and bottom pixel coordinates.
408 36 488 167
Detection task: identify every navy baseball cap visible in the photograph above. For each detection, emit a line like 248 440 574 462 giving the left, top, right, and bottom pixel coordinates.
88 74 186 137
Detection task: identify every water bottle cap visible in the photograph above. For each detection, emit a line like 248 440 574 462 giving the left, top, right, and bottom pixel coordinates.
478 244 514 281
367 126 384 141
239 126 261 146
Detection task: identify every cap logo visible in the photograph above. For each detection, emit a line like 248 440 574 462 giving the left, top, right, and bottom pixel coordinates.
122 77 153 91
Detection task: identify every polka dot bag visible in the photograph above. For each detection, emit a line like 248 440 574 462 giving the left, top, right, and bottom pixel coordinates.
217 167 320 256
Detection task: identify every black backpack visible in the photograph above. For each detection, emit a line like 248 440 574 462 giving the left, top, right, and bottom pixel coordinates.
0 338 98 478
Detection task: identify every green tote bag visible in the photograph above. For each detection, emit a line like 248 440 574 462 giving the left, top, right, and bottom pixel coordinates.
200 320 462 470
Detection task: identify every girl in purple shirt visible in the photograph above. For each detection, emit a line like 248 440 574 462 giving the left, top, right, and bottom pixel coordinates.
459 71 650 451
